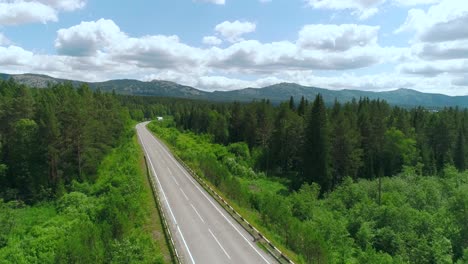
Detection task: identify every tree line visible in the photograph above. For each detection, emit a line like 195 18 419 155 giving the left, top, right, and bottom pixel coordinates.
121 94 468 192
148 118 468 263
0 79 128 203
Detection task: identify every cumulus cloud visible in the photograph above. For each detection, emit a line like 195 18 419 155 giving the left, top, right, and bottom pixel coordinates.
0 0 85 25
0 1 57 25
55 19 126 56
395 0 468 83
414 40 468 60
206 39 386 73
215 20 256 42
297 24 379 51
306 0 384 20
113 35 204 70
3 16 467 95
203 36 222 46
55 19 204 70
399 59 468 76
396 0 468 42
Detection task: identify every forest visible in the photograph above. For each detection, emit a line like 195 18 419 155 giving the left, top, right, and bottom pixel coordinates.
1 77 467 263
123 95 468 188
129 95 468 263
0 80 169 263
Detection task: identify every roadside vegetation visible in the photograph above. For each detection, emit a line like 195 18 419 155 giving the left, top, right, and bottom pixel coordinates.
143 95 468 263
0 80 170 263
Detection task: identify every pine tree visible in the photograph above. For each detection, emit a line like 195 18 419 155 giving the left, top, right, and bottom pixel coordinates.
289 96 295 111
298 96 306 116
454 126 466 171
303 94 332 192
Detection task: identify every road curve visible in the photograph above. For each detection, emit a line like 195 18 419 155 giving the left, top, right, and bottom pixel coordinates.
136 122 276 264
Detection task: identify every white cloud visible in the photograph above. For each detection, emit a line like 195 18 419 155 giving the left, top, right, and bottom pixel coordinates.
113 35 204 70
452 75 468 86
37 0 86 11
0 33 10 45
395 0 468 84
0 45 33 65
396 0 468 42
207 39 387 72
298 24 379 51
393 0 441 6
399 59 468 76
203 36 222 46
306 0 384 20
215 20 256 43
55 19 204 70
55 19 126 56
0 0 85 25
2 16 467 95
413 40 468 60
0 1 57 25
306 0 444 20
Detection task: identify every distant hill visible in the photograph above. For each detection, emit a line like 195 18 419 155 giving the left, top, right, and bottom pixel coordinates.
1 73 467 108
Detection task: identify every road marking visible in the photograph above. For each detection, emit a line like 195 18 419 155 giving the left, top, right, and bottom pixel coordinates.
209 228 231 260
178 226 196 264
172 175 180 186
190 203 205 223
139 139 178 225
148 130 271 264
180 188 189 201
138 129 196 264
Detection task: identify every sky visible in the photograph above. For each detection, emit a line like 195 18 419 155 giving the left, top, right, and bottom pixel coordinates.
0 0 467 95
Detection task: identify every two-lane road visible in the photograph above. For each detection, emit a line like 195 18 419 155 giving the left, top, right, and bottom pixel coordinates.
136 122 276 264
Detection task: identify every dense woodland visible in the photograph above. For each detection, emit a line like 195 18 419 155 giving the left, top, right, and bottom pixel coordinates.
148 118 468 263
0 80 167 263
1 78 467 263
126 94 468 263
0 79 128 202
123 95 468 190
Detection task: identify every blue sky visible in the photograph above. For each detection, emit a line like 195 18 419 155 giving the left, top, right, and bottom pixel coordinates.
0 0 467 95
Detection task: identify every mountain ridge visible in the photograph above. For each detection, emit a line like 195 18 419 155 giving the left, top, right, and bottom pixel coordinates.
1 73 467 108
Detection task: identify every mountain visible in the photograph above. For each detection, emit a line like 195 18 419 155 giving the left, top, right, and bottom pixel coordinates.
1 73 467 108
209 83 468 108
89 79 207 98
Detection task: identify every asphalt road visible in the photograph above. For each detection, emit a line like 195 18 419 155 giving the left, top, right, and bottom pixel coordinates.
136 122 276 264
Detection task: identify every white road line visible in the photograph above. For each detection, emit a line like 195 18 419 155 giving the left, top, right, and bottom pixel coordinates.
172 175 180 186
190 203 205 223
147 130 271 264
138 130 196 264
180 188 189 201
209 228 231 260
139 139 177 225
178 226 196 264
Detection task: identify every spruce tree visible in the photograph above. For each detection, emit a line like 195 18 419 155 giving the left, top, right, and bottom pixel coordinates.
454 126 466 171
303 94 332 192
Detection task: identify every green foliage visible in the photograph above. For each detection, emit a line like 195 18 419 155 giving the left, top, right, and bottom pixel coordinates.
150 120 468 263
126 95 468 193
0 80 127 203
304 95 332 192
0 133 165 263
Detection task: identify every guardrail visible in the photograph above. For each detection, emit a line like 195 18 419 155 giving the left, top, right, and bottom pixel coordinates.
165 145 295 264
143 154 182 264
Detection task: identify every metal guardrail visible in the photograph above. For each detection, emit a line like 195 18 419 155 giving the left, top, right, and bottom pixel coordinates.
143 154 182 264
169 150 296 264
